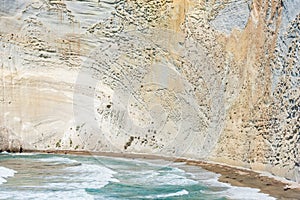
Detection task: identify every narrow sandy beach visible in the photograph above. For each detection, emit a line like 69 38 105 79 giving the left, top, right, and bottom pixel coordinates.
23 149 300 200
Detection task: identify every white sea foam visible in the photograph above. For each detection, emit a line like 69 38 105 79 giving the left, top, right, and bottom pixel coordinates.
156 189 189 198
127 169 198 186
218 187 276 200
156 173 198 186
37 156 79 164
0 189 97 200
0 166 17 184
144 189 189 199
197 171 276 200
201 183 276 200
47 164 119 190
12 153 36 156
121 160 198 186
178 164 276 200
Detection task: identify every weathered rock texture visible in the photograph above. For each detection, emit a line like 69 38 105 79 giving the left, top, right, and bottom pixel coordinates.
0 0 299 182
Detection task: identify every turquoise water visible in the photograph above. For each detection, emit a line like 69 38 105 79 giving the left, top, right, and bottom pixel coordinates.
0 153 275 200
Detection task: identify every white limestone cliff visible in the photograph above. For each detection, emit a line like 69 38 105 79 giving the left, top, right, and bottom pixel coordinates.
0 0 299 182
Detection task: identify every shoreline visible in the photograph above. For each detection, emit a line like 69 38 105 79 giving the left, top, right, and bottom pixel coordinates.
23 149 300 199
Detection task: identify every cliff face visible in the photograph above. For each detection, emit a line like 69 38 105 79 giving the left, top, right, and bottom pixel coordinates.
0 0 299 182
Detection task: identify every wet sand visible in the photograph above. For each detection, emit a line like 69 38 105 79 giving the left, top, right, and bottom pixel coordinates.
24 149 300 200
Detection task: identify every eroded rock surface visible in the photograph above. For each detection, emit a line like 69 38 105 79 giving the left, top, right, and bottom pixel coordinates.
0 0 299 182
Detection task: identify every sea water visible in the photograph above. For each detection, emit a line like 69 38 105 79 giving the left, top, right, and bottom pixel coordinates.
0 153 276 200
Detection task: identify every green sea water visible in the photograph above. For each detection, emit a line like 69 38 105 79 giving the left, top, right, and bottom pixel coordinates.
0 153 275 200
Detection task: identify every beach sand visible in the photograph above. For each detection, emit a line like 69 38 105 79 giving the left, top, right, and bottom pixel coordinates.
24 149 300 200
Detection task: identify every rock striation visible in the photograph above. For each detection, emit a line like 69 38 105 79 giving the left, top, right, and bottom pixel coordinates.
0 0 299 182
